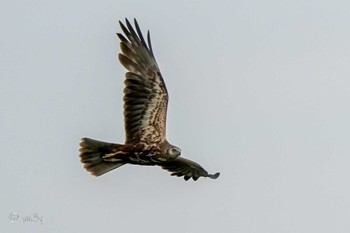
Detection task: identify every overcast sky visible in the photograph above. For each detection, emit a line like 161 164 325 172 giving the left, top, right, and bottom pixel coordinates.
2 0 350 232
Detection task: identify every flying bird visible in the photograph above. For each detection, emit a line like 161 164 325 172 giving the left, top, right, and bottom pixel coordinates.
79 18 220 181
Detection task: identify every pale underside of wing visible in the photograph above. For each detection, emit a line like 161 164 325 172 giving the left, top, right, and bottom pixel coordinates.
160 157 220 181
117 19 169 145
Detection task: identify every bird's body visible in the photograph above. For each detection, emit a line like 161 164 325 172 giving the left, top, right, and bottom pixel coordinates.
79 19 219 181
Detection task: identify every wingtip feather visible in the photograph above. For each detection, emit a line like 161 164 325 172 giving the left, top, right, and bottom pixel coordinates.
208 172 220 179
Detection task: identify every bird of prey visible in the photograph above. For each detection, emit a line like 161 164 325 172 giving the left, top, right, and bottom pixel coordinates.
79 18 220 181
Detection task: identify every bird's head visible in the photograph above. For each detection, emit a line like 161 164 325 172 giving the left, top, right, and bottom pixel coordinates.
167 146 181 159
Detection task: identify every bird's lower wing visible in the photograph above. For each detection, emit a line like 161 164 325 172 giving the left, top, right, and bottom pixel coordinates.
159 157 220 181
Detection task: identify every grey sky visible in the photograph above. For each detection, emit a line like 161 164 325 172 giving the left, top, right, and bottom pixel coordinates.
1 0 350 232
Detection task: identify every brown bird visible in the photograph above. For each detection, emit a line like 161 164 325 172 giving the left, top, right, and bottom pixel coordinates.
79 18 220 181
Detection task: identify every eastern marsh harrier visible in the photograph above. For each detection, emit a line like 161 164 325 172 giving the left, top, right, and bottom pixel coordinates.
79 19 220 181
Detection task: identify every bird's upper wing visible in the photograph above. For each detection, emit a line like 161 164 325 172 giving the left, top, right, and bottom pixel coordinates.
160 157 220 181
117 19 168 144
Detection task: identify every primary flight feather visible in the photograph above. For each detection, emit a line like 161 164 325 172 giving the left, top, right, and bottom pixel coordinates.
79 18 219 181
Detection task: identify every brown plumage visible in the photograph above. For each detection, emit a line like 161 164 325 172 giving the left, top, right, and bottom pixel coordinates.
79 18 219 181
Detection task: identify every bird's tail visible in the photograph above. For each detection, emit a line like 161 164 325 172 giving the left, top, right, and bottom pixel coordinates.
79 138 128 176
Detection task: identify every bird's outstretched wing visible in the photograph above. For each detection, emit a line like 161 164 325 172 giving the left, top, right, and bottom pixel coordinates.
117 19 168 144
160 157 220 181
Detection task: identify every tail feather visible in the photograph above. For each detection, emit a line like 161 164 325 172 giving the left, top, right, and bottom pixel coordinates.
79 138 125 176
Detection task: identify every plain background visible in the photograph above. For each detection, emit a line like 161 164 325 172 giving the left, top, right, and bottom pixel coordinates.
1 0 350 232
